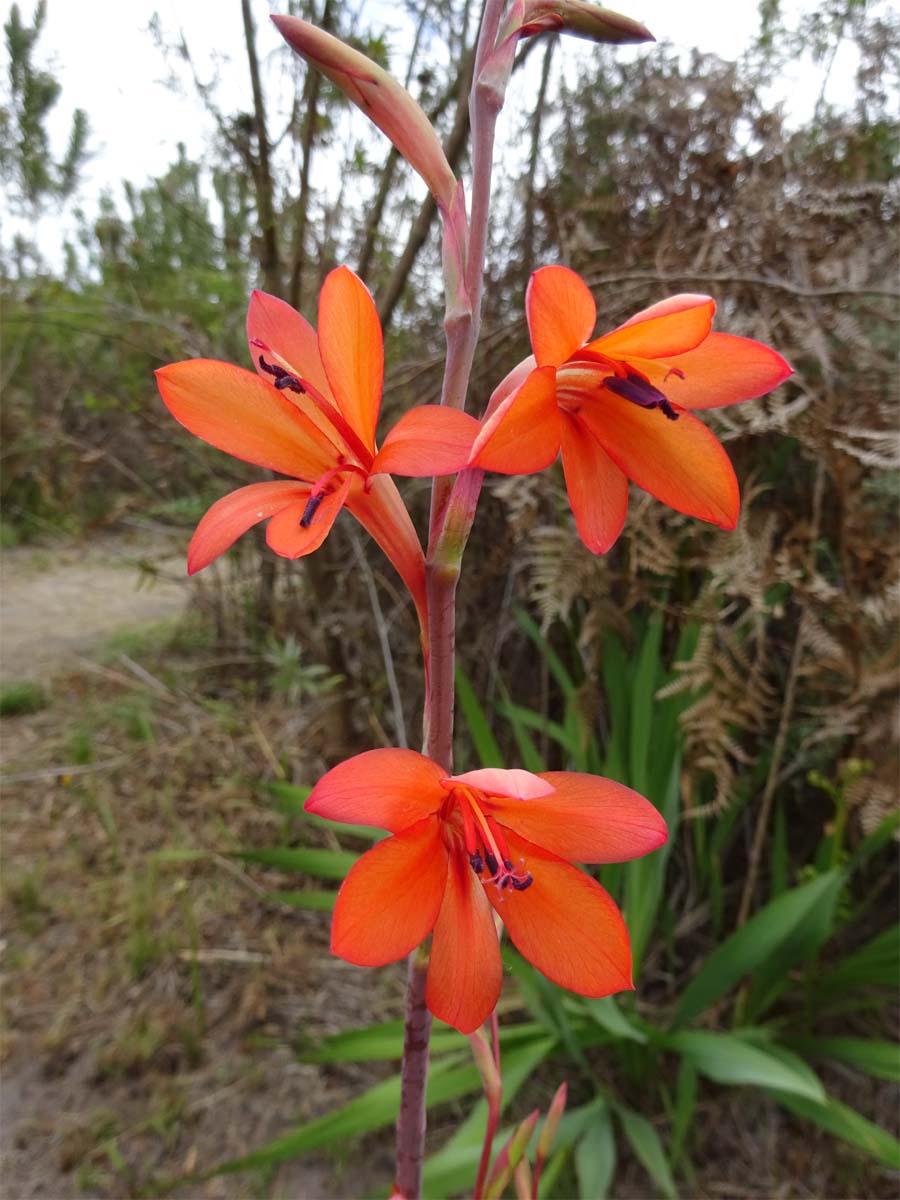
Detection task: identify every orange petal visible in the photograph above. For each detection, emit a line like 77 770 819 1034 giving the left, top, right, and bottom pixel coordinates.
346 475 427 632
246 289 342 448
526 266 597 367
265 474 352 559
330 817 448 967
318 266 383 452
187 481 309 575
578 392 739 528
156 359 334 480
426 848 503 1033
491 771 667 864
630 333 794 411
470 367 561 474
246 289 335 401
559 414 628 553
616 293 714 329
591 295 714 359
487 831 632 997
484 355 537 420
371 406 481 477
306 748 447 832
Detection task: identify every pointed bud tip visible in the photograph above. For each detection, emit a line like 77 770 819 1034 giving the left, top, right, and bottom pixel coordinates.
519 2 655 45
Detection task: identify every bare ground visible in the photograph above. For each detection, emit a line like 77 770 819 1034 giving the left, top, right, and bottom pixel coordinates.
1 531 187 684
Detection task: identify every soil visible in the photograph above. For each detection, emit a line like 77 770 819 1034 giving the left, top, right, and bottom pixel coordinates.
1 531 187 684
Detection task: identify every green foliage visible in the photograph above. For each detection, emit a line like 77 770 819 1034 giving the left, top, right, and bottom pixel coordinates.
0 0 89 211
227 608 897 1196
0 677 46 716
263 634 343 705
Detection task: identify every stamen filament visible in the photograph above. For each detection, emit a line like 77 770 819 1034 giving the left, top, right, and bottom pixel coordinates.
455 787 534 893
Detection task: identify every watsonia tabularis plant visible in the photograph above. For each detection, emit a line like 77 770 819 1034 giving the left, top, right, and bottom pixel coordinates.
155 2 792 1196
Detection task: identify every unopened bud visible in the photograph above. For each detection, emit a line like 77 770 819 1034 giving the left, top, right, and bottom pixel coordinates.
537 1080 568 1159
468 1030 502 1102
518 0 654 44
484 1109 540 1200
272 16 458 210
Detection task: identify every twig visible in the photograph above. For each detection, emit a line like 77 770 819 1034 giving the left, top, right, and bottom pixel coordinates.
117 652 174 696
177 948 268 965
210 853 272 901
582 267 899 300
1 757 129 784
350 530 407 748
735 463 825 927
250 716 287 780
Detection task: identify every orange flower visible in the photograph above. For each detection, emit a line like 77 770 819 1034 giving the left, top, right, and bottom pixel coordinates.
156 267 478 620
470 265 793 553
306 749 667 1033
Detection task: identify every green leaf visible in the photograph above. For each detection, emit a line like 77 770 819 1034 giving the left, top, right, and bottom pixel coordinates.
664 1031 825 1101
581 996 647 1044
300 810 385 841
499 681 547 773
771 801 788 898
514 608 578 698
628 613 663 795
669 1059 696 1169
214 1053 483 1176
770 1090 900 1169
624 754 681 971
615 1104 677 1200
455 665 503 768
575 1103 616 1199
420 1037 558 1196
300 1018 544 1065
847 808 900 872
746 870 844 1020
820 925 898 992
673 870 844 1027
646 620 699 805
495 700 575 755
234 846 358 880
783 1036 900 1083
600 630 630 782
265 780 311 813
536 1146 569 1198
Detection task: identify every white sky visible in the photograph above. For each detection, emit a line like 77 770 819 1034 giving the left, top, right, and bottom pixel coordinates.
5 0 860 263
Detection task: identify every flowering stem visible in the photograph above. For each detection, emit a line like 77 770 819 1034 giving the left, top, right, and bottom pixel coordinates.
394 5 512 1194
473 1009 503 1199
394 951 432 1199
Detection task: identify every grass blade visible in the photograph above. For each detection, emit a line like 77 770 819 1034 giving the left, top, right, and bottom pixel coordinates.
456 665 503 767
234 846 358 880
673 869 844 1027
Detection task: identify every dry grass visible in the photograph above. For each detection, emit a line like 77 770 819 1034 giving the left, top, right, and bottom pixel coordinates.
1 622 397 1199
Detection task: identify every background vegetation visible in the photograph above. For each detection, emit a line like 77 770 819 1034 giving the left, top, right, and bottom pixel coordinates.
2 0 897 1196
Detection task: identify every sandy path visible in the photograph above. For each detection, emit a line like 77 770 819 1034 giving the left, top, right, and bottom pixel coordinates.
0 532 188 682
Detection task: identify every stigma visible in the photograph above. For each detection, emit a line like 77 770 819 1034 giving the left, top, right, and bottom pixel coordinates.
468 848 533 891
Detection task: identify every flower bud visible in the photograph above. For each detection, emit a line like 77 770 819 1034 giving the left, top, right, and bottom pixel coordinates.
517 1 654 44
272 16 458 211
